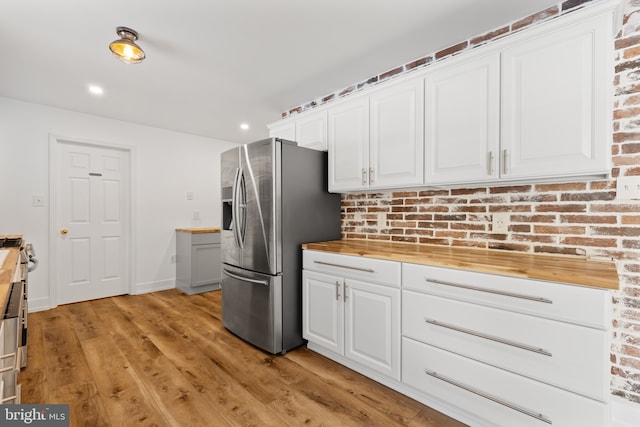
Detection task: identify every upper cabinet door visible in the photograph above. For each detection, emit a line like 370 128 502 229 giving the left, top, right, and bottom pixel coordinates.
296 111 328 151
328 98 370 192
501 15 611 180
425 52 500 184
268 121 296 141
369 79 425 189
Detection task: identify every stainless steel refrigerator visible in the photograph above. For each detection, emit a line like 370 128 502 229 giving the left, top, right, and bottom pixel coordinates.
220 138 341 354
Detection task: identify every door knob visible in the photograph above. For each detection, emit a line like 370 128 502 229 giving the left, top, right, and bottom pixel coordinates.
60 228 68 235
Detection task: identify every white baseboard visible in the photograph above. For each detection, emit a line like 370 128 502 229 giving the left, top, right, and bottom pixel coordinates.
27 280 175 312
612 396 640 427
132 279 175 295
27 296 51 312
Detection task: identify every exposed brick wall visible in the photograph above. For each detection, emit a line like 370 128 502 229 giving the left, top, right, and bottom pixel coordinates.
611 0 640 405
284 0 640 407
342 182 621 256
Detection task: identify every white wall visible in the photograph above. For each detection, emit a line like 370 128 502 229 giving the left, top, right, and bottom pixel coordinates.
0 96 238 310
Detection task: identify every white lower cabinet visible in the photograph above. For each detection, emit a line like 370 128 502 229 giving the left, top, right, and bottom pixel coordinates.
302 250 612 426
302 251 401 380
176 230 221 295
401 262 611 426
302 270 344 355
344 278 400 379
402 337 607 427
403 291 608 401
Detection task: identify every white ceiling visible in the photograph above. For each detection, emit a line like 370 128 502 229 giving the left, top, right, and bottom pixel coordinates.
1 0 561 144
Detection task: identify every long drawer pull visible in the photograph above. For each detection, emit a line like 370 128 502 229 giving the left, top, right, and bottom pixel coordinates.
314 261 375 273
424 370 552 425
425 318 552 357
425 278 553 304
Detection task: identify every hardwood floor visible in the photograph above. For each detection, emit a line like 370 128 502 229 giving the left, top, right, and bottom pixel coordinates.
20 289 466 426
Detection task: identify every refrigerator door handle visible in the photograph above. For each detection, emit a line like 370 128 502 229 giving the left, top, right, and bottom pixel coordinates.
222 268 269 286
232 167 245 249
237 169 246 248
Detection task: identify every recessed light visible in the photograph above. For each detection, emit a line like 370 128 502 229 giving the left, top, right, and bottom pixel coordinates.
240 123 249 130
88 85 104 96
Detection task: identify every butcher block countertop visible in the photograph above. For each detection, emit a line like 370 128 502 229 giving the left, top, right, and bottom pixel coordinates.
0 235 22 315
175 228 221 233
302 239 620 290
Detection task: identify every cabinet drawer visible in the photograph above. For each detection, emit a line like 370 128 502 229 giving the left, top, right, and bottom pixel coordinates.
0 368 19 403
402 338 608 427
191 232 220 245
402 263 610 329
403 291 607 401
303 250 400 287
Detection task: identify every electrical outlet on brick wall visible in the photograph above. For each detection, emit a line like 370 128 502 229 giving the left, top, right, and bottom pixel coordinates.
617 176 640 200
492 212 510 234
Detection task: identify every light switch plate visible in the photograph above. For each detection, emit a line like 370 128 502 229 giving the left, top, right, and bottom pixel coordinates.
617 176 640 200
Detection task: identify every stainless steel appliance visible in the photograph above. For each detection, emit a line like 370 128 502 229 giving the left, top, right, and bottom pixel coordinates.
220 138 341 354
5 240 35 369
1 238 36 403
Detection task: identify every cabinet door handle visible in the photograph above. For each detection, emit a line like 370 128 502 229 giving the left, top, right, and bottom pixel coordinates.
335 281 341 301
424 277 553 304
369 167 375 184
344 284 349 301
314 260 375 273
487 151 494 176
361 168 368 186
502 149 509 175
424 318 552 357
424 370 552 425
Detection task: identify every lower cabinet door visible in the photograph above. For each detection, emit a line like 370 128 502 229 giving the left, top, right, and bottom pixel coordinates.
345 279 401 380
402 337 608 427
302 271 344 355
191 244 221 287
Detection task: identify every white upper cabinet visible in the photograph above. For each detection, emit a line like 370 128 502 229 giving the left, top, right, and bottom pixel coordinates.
296 111 328 151
328 97 370 192
425 51 500 184
268 121 295 141
269 3 614 190
328 79 424 192
500 14 611 180
268 111 327 150
370 78 424 189
425 11 612 185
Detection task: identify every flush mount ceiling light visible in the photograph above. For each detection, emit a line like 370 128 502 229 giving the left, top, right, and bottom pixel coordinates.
109 26 145 64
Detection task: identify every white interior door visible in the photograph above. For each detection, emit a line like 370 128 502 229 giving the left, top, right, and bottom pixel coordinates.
55 140 130 305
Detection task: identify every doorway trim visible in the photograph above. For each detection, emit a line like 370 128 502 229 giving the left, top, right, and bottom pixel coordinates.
48 134 137 308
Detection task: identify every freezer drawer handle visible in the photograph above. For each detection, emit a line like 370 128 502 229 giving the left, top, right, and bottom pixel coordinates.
222 269 268 286
424 318 552 357
425 278 553 304
424 370 552 424
314 261 374 273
